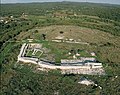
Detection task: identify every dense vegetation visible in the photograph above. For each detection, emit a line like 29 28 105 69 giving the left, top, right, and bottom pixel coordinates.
0 2 120 95
1 2 120 21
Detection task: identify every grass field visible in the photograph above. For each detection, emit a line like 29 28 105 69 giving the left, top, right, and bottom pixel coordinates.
17 25 119 63
42 41 95 62
31 25 120 46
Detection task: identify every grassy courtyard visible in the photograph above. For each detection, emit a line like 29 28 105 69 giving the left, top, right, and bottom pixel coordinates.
25 49 43 58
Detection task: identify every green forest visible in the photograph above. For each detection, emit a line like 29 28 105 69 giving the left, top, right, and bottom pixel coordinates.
0 2 120 95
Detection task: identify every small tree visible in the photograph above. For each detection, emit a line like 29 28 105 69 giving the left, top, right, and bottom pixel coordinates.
70 49 75 54
42 34 46 40
34 30 38 33
59 31 64 34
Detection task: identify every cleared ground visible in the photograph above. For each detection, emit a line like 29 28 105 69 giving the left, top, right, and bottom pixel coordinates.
15 25 120 63
33 25 120 46
35 25 120 63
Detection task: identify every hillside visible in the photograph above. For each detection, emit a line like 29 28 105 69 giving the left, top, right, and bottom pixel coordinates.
0 2 120 95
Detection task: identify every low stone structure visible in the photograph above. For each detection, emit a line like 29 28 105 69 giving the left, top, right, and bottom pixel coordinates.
18 43 105 75
78 78 94 86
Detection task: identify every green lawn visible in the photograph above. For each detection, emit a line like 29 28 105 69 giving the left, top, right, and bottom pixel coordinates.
35 51 43 58
26 50 33 57
26 49 43 58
